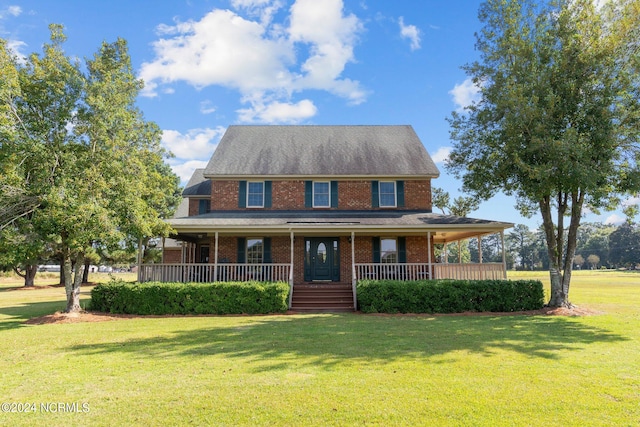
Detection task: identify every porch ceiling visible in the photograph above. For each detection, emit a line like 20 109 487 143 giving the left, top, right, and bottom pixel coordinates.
168 210 513 242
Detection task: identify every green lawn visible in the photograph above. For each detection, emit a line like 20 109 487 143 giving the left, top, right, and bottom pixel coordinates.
1 271 638 426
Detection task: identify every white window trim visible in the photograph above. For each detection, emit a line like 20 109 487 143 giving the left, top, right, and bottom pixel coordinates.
313 181 331 208
379 181 397 208
246 237 264 264
247 181 265 208
380 238 398 264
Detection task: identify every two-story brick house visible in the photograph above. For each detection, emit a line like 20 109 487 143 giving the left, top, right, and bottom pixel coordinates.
144 125 512 311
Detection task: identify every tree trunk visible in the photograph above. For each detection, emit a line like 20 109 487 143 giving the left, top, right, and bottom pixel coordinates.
82 258 90 283
540 196 571 307
59 257 65 286
64 251 85 313
14 265 38 287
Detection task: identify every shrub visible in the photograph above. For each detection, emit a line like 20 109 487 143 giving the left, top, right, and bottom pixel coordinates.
356 279 544 314
90 280 290 315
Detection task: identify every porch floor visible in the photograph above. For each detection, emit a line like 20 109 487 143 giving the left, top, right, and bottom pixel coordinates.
290 283 355 312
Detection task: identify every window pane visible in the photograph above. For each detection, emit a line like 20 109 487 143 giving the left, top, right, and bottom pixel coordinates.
379 182 396 207
381 238 397 263
246 238 263 264
313 182 330 207
247 182 264 207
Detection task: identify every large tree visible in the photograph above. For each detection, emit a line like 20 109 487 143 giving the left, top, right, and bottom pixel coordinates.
447 0 640 307
1 26 180 310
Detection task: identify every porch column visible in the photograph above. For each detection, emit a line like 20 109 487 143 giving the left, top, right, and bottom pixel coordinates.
478 236 483 264
351 231 357 310
427 231 432 279
289 231 294 309
213 232 219 282
458 240 462 264
501 230 507 279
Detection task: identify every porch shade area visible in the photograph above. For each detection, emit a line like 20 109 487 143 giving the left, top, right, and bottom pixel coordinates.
142 210 513 285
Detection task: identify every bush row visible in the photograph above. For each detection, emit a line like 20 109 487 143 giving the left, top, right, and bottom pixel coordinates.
356 279 544 314
90 280 290 315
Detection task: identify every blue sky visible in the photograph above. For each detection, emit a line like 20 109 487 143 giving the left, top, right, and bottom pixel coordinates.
0 0 632 228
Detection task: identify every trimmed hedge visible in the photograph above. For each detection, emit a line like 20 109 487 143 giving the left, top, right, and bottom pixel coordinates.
356 279 544 314
90 280 290 315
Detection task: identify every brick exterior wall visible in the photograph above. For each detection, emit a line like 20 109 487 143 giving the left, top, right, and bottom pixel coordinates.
202 179 432 212
170 234 436 284
173 178 436 283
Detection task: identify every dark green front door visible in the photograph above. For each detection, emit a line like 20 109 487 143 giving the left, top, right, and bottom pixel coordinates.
305 238 340 281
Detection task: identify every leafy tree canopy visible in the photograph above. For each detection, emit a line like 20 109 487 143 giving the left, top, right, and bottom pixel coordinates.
0 25 181 308
447 0 640 306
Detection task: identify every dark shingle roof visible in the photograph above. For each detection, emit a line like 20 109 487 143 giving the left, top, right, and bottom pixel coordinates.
203 125 440 178
181 169 211 197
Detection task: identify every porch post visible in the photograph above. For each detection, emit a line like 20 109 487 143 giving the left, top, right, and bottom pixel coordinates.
289 231 294 309
501 230 507 279
478 236 483 264
458 240 462 263
427 231 432 279
213 232 219 282
351 231 357 310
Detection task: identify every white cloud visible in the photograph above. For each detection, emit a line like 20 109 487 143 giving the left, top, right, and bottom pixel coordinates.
231 0 285 25
199 100 216 115
449 78 482 112
170 160 209 185
604 214 625 225
0 5 21 18
288 0 365 104
399 17 421 51
623 196 640 207
237 98 317 123
140 0 365 122
161 127 225 160
431 147 451 164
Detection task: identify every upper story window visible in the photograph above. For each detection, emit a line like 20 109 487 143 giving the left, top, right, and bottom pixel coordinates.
313 181 330 207
378 181 397 207
198 199 210 215
247 182 264 208
380 238 398 263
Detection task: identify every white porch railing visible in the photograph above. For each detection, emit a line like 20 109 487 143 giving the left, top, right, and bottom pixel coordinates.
355 263 431 281
355 262 506 281
433 263 505 280
139 263 291 283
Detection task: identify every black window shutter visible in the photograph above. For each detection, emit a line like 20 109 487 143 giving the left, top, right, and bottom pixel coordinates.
237 238 246 263
397 181 405 207
263 237 272 263
371 181 379 208
238 181 247 208
264 181 272 208
331 181 338 208
305 181 313 208
372 237 381 263
398 237 407 263
198 199 209 215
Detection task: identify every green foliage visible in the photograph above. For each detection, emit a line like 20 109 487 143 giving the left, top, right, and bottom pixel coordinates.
0 25 181 311
90 280 290 315
447 0 640 306
357 279 544 314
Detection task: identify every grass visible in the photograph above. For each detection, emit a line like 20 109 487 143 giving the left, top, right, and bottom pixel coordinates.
0 270 639 426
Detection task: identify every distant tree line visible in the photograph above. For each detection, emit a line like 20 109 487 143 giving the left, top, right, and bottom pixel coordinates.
439 221 639 271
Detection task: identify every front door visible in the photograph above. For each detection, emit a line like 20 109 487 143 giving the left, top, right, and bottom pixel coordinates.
305 238 340 281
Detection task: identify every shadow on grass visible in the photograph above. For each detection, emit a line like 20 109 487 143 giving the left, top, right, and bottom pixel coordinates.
0 300 69 330
64 314 628 368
